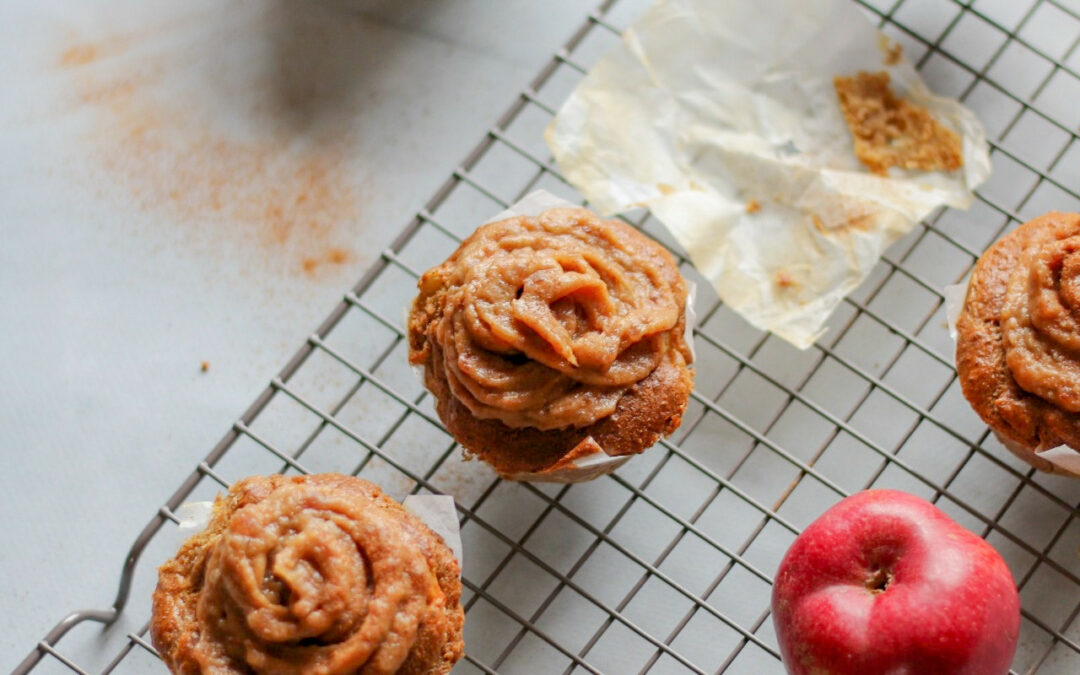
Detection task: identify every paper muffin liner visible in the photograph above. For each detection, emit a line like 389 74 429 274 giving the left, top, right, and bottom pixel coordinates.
409 189 697 483
945 278 1080 476
402 494 463 564
176 492 464 567
993 432 1080 478
497 436 634 484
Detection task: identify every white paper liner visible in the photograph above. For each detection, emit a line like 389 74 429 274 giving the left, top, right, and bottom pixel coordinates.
545 0 992 350
402 494 463 565
505 447 633 484
176 500 214 531
943 278 971 341
1032 446 1080 475
944 276 1078 474
482 190 581 225
684 280 698 363
174 493 464 566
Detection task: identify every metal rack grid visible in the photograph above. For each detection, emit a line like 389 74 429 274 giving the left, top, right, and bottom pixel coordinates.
16 0 1080 672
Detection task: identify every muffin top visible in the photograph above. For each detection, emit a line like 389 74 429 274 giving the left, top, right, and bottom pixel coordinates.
151 474 464 675
409 207 691 431
956 212 1080 454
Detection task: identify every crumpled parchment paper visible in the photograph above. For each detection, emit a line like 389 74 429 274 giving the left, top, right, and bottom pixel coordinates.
546 0 991 349
176 493 464 566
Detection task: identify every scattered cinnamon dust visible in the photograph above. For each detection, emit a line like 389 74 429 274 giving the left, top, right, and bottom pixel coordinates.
327 247 349 264
59 34 361 278
834 71 963 176
745 199 761 214
60 44 99 67
301 247 351 276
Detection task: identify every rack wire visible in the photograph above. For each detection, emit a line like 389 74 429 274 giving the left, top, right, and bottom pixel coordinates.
16 0 1080 672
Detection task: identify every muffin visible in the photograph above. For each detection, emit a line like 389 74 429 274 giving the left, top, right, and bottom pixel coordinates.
408 206 694 482
955 212 1080 476
151 474 465 674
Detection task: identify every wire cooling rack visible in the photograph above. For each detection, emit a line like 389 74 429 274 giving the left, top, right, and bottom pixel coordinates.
17 0 1080 673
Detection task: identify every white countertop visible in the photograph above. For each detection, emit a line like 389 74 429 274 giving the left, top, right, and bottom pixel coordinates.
0 0 596 667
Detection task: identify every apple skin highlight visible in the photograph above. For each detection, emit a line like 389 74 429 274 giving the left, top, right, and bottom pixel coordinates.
771 489 1020 675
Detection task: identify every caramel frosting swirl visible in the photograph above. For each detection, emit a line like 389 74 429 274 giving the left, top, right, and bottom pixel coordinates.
409 207 691 431
1001 219 1080 412
151 474 464 675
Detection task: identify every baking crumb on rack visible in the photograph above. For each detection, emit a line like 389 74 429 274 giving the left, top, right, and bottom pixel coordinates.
880 36 903 65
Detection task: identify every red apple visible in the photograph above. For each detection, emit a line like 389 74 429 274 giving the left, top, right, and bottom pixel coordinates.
771 489 1019 675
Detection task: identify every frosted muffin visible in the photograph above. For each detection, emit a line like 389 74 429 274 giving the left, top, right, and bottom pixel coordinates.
151 474 464 674
408 207 694 482
956 212 1080 476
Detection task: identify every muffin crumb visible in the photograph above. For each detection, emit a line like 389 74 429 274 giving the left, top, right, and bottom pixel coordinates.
834 71 963 176
879 36 903 65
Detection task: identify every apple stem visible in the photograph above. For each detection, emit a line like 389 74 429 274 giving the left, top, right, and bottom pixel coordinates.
866 568 892 594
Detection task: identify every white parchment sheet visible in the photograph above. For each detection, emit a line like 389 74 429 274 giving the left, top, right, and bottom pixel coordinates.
547 0 991 349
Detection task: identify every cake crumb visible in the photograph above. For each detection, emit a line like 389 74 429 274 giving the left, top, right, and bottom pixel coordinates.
200 361 210 373
834 71 963 176
746 199 762 213
776 271 797 289
879 35 903 65
884 43 903 65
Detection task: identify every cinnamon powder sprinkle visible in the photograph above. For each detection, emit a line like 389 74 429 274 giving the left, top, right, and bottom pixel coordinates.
60 44 99 67
302 247 351 276
834 71 963 176
62 37 360 277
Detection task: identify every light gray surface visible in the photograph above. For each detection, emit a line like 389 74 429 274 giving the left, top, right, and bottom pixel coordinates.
0 0 593 668
5 0 1080 673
